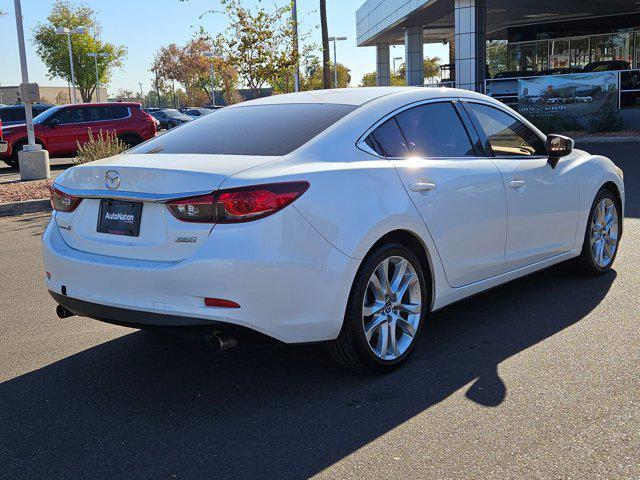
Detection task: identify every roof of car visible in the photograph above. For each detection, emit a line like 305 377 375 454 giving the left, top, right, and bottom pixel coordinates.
236 86 494 108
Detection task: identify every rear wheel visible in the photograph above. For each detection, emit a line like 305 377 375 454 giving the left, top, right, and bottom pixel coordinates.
118 134 142 148
574 188 621 275
6 140 43 169
328 243 428 373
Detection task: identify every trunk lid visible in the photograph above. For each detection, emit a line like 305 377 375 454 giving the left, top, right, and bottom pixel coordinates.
54 153 276 261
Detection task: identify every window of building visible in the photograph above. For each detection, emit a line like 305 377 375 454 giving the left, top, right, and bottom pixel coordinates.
535 41 549 71
549 40 570 69
394 102 474 158
507 42 536 72
570 38 591 68
590 33 632 65
466 103 546 158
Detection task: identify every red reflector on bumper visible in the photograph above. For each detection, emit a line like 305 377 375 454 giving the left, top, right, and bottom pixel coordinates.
204 298 240 308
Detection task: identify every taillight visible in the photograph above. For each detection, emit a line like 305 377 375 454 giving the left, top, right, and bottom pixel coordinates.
166 182 309 223
50 185 82 212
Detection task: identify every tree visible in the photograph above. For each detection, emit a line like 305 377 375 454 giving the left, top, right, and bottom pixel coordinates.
33 1 126 103
487 41 508 78
319 0 331 89
212 0 298 98
361 57 440 87
302 59 350 90
152 35 239 106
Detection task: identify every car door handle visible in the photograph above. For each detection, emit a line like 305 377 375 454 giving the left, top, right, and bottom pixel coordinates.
507 179 526 189
409 182 437 192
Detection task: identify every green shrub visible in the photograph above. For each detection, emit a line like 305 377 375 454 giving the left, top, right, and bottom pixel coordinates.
75 129 128 164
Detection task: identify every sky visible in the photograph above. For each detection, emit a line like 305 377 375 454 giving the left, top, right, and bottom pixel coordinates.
0 0 449 95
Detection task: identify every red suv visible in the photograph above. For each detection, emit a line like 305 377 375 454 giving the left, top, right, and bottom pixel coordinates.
0 103 156 168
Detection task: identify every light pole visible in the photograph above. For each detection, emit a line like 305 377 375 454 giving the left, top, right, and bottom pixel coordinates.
328 36 347 88
86 52 108 102
204 52 216 107
56 26 86 103
393 56 402 75
138 82 145 108
13 0 49 180
291 0 300 92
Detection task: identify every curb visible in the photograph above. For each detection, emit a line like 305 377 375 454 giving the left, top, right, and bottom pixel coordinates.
0 199 51 217
574 136 640 143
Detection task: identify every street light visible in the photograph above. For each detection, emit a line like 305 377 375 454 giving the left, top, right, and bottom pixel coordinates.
13 0 49 180
56 26 86 103
291 0 300 92
86 52 108 102
204 52 217 107
328 36 347 88
393 56 403 75
138 82 145 108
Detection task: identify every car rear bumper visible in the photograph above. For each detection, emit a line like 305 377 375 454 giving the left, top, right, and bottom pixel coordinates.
42 208 359 343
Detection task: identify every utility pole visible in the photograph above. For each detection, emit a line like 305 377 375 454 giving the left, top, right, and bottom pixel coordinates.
204 52 216 107
328 36 347 88
138 82 145 108
292 0 300 92
56 26 86 103
87 52 108 102
13 0 49 180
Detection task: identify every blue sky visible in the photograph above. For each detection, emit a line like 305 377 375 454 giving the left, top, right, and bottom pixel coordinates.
0 0 448 95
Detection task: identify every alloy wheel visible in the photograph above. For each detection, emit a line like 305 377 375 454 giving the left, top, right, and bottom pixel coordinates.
362 256 422 361
590 197 619 268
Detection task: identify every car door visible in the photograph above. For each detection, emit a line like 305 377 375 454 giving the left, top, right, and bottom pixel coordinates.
43 106 87 155
463 101 580 270
362 100 509 288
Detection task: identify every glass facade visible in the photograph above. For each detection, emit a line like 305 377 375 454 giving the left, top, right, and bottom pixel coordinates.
504 31 638 74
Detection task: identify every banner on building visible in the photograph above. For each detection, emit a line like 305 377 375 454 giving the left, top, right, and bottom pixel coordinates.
518 72 620 131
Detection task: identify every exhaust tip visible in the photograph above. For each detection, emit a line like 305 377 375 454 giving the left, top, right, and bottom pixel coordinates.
56 304 74 319
207 332 239 351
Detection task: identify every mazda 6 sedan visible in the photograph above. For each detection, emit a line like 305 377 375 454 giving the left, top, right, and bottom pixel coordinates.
43 87 625 372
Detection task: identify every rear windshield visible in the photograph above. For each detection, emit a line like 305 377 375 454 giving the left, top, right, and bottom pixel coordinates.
0 108 24 123
129 103 357 156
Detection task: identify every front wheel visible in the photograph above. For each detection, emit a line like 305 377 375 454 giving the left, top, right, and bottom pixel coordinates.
328 243 428 373
574 188 621 275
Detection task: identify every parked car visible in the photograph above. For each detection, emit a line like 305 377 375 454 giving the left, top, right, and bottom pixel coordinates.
150 109 192 129
582 60 638 105
0 104 53 127
0 118 7 156
0 102 156 168
44 88 624 373
184 108 214 119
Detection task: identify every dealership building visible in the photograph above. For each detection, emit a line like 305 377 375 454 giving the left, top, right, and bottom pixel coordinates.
356 0 640 91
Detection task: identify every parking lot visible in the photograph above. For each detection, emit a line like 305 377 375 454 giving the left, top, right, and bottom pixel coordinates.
0 140 638 479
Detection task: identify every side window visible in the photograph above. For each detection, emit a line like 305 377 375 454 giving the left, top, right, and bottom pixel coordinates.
466 103 546 157
395 102 475 157
53 107 86 124
365 118 408 157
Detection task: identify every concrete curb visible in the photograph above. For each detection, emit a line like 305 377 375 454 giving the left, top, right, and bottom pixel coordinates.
0 199 51 217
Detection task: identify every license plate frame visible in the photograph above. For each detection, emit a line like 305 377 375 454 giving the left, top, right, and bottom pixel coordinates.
97 199 143 237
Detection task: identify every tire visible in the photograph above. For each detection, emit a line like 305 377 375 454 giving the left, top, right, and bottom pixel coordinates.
3 159 18 169
574 187 621 276
119 135 141 148
328 243 429 373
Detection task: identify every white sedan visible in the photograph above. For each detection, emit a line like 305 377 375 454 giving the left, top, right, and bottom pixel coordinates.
43 87 624 372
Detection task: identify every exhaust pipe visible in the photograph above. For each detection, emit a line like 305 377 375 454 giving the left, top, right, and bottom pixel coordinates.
203 331 239 351
56 304 75 319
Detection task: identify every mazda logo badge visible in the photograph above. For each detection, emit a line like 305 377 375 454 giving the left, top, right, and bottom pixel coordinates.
104 170 121 190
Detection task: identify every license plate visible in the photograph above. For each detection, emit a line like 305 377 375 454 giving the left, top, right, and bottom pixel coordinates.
97 199 142 237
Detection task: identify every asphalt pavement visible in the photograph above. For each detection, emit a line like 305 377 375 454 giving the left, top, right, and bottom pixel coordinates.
0 140 638 479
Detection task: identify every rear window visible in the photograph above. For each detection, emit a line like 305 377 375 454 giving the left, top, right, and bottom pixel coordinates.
129 103 357 156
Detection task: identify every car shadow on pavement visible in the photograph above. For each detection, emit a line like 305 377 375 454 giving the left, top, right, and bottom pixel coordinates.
0 264 616 479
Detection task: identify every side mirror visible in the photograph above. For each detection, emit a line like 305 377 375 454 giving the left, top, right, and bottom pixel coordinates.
48 118 60 128
546 134 574 168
